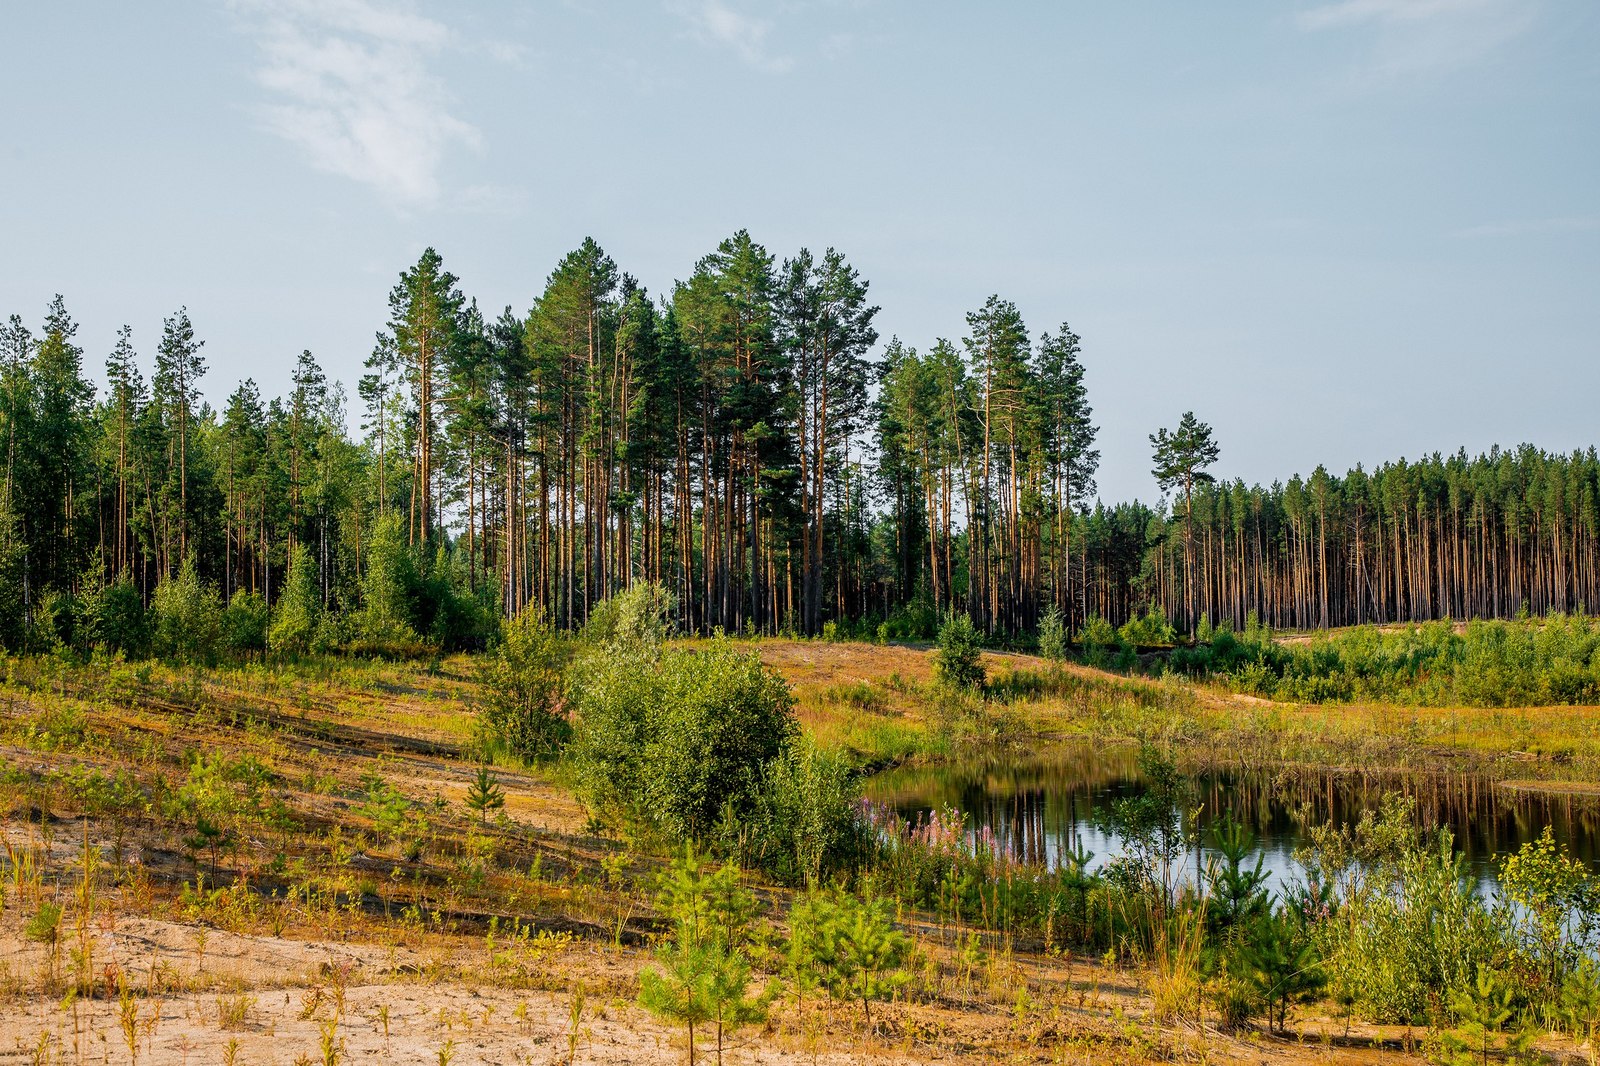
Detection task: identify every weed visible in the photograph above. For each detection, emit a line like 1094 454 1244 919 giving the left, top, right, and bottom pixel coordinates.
215 992 256 1030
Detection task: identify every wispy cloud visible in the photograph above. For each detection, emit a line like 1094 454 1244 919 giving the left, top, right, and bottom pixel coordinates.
1299 0 1534 78
1454 215 1600 238
233 0 480 208
667 0 794 72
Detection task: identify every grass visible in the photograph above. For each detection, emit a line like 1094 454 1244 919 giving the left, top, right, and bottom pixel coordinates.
738 637 1600 785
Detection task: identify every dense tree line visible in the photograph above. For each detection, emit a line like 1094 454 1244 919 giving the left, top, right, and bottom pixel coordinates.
1 235 1594 650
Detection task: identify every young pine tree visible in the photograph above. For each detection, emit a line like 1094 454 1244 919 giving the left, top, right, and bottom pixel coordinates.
464 765 505 826
268 545 322 657
638 848 776 1065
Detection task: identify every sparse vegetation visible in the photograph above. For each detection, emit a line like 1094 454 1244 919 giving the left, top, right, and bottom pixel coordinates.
0 626 1594 1064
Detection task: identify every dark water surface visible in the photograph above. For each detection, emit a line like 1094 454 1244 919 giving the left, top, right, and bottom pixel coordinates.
864 743 1600 893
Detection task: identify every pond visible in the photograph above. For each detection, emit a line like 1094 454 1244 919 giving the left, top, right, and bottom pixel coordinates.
864 743 1600 895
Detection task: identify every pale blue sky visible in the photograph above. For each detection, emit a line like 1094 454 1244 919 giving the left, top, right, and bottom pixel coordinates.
3 1 1596 503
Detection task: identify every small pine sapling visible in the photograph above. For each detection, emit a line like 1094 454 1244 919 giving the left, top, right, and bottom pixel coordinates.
786 887 912 1032
637 847 776 1064
465 766 506 826
1438 966 1540 1066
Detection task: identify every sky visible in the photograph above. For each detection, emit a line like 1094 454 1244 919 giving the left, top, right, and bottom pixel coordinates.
2 0 1597 505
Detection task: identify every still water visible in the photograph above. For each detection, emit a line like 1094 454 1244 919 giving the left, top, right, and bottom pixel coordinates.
864 743 1600 895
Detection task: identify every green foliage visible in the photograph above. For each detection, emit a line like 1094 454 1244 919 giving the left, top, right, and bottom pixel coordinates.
24 901 63 945
638 849 776 1065
1205 818 1270 934
0 491 25 651
580 582 675 660
359 771 429 858
1118 605 1176 647
785 886 912 1026
268 545 323 657
464 765 505 825
1037 604 1067 661
1079 615 1121 665
221 591 269 656
1300 796 1507 1023
32 588 78 652
738 737 865 886
1497 825 1598 989
1435 966 1539 1066
1097 745 1187 907
1176 613 1600 708
418 544 498 651
85 574 150 657
478 610 570 762
1237 907 1325 1033
934 611 985 691
353 513 421 652
569 639 797 840
151 557 223 664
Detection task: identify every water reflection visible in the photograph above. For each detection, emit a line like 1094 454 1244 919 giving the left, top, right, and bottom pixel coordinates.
864 744 1600 894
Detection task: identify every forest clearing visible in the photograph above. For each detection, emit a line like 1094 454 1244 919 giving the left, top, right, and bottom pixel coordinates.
2 617 1598 1065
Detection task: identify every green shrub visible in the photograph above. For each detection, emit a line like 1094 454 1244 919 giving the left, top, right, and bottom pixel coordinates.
1300 796 1507 1023
1237 907 1326 1033
268 545 322 657
580 582 675 659
464 765 505 825
1437 966 1539 1066
419 545 498 651
85 575 150 658
478 610 570 762
221 591 269 656
0 493 25 651
1080 615 1121 666
884 589 939 641
1118 605 1176 647
31 588 77 652
1497 825 1599 989
738 738 865 886
638 848 776 1065
353 514 421 651
569 639 796 840
1037 604 1067 661
151 557 223 664
934 612 985 691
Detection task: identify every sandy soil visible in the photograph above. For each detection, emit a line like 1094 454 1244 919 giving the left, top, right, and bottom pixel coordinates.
0 912 1445 1065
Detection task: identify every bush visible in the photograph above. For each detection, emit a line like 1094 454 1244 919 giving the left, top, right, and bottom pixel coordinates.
1119 605 1176 647
1497 825 1599 989
479 610 570 762
638 848 776 1065
419 545 498 651
353 514 421 651
934 612 985 691
737 738 865 886
151 558 223 664
579 582 675 660
569 639 797 840
31 588 77 652
1237 907 1326 1033
0 493 25 651
88 576 150 658
1037 604 1067 661
1300 796 1506 1023
1080 615 1120 665
221 591 269 656
268 546 322 657
884 589 939 641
